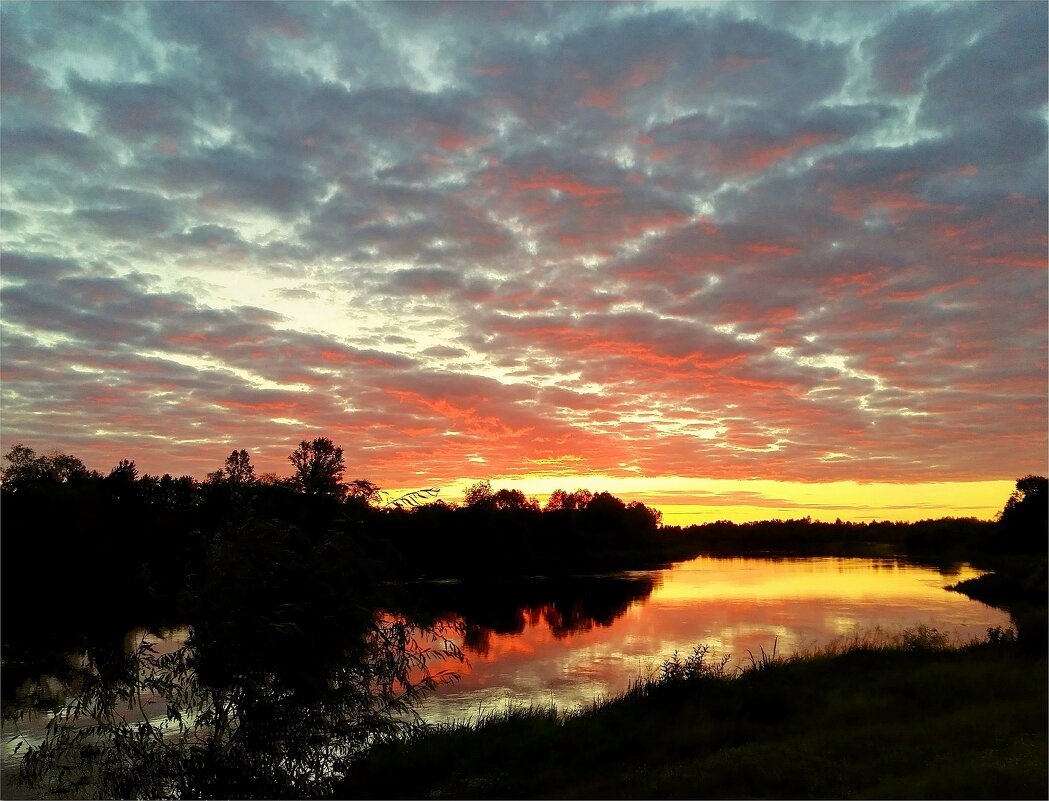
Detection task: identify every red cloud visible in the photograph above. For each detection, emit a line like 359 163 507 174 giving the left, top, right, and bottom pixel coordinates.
642 130 837 174
512 167 621 199
831 188 957 221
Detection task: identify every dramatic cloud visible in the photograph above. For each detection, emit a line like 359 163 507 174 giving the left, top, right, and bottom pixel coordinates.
1 2 1045 515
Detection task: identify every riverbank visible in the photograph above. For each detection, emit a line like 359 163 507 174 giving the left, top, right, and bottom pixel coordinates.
336 550 1048 800
336 629 1048 799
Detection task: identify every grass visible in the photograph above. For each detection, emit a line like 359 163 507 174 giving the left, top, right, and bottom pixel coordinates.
335 627 1047 799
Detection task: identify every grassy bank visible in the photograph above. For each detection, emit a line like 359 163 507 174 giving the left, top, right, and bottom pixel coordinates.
337 630 1047 799
952 561 1048 660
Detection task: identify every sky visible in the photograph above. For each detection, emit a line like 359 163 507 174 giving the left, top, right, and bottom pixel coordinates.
1 1 1046 524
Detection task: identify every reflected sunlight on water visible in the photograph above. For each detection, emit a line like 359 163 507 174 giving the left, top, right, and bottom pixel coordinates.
417 556 1010 724
2 556 1012 790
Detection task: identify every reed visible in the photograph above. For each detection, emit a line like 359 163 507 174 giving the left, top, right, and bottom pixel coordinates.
336 625 1046 799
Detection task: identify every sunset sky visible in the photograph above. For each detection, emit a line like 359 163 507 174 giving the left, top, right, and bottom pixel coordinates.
1 1 1046 524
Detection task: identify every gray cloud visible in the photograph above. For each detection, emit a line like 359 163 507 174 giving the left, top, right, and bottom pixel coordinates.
1 1 1044 489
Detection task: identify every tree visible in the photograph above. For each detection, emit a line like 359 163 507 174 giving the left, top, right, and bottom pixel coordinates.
463 479 492 507
491 488 533 511
1 444 90 490
627 500 663 528
544 488 592 511
346 479 382 505
158 474 199 509
585 491 626 514
288 438 345 497
544 488 569 511
1 444 39 487
108 459 139 483
223 449 257 485
1002 475 1047 514
344 480 441 510
998 475 1048 550
104 459 139 502
47 452 90 483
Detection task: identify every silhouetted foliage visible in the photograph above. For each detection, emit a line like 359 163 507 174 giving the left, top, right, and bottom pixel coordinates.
0 444 92 490
545 487 593 511
997 475 1048 552
491 487 535 511
346 478 382 504
223 448 257 485
10 481 462 798
462 479 492 507
289 437 346 497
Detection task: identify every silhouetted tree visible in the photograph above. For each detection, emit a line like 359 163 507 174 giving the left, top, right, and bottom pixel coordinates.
108 459 139 483
346 479 382 505
1 444 91 490
104 459 139 503
545 488 592 511
585 491 625 514
138 473 162 501
491 488 533 511
463 479 493 507
223 449 257 485
288 438 345 497
998 475 1048 551
627 500 663 528
1 444 38 486
544 489 568 511
158 474 200 509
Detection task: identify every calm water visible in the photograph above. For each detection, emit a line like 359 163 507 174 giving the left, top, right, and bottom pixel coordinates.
1 555 1010 792
412 556 1010 724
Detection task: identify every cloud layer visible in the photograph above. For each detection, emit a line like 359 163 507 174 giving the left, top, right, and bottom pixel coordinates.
2 2 1046 489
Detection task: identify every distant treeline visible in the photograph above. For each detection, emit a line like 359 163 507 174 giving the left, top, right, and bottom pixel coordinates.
2 439 1045 652
671 515 1040 561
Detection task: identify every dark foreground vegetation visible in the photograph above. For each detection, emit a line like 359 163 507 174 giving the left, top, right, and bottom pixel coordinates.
1 440 1045 798
340 630 1047 799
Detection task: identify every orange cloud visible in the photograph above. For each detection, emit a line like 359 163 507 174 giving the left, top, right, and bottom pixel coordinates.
513 168 621 199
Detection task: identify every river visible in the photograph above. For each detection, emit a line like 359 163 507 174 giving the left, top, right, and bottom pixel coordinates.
1 555 1011 795
410 555 1011 723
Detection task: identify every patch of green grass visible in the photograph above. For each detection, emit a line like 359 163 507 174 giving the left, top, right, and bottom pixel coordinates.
336 629 1048 800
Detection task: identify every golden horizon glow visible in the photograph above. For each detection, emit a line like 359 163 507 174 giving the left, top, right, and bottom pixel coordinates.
385 475 1015 525
651 558 989 603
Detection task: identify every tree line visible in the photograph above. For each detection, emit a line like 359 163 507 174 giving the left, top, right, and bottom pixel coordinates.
2 437 1043 626
1 438 660 516
0 439 667 653
2 438 1044 591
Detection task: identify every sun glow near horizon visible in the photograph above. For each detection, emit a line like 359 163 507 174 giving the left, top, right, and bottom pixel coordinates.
390 475 1016 526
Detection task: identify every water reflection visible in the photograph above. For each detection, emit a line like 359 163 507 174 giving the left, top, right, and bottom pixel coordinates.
414 556 1011 723
393 572 661 652
2 555 1012 792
